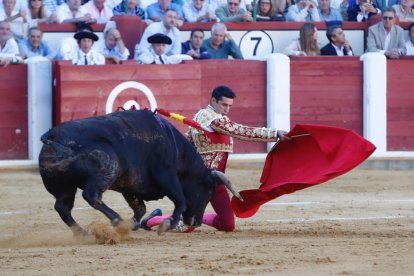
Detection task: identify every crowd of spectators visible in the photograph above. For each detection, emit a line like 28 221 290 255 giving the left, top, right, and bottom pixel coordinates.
1 0 414 65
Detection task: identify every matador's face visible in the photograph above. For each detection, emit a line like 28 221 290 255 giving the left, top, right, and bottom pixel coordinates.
211 96 233 116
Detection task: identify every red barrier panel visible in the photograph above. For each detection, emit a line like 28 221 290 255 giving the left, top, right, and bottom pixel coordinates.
0 65 28 159
54 60 267 153
111 16 147 60
290 56 364 135
38 23 105 32
387 57 414 151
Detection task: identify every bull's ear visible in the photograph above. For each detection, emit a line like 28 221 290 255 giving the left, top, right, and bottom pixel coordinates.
211 170 243 202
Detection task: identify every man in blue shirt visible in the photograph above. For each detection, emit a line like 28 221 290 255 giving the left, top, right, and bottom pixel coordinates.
318 0 343 21
146 0 184 27
19 27 56 60
202 22 243 59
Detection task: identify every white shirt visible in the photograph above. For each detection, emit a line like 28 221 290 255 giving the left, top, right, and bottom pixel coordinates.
208 0 250 11
83 1 114 24
26 6 52 27
405 40 414 55
383 30 391 51
98 40 130 60
105 0 123 9
137 48 181 64
56 3 89 23
134 22 181 59
0 38 19 55
332 43 353 56
0 9 27 23
72 48 106 65
183 2 215 22
140 0 158 11
0 0 28 11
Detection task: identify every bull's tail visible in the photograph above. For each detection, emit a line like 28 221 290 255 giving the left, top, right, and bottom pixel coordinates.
39 131 77 172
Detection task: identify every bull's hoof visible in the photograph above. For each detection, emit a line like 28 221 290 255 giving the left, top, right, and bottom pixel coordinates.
157 218 171 235
111 217 122 227
130 217 140 231
71 226 88 237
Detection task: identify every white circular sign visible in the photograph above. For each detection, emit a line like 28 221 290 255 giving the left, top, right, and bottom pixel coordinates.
105 81 157 114
239 31 274 60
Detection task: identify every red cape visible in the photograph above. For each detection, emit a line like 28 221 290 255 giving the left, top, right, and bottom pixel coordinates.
231 124 376 218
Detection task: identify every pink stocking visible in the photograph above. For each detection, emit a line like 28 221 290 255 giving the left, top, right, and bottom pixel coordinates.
146 215 171 229
202 213 217 227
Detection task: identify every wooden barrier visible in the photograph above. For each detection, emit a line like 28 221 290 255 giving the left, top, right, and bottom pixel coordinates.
387 57 414 151
290 56 364 135
2 55 414 159
54 60 267 153
0 64 28 159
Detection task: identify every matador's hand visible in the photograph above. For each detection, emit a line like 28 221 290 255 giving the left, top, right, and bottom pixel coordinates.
277 130 291 141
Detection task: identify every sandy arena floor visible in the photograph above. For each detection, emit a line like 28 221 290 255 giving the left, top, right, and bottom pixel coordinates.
0 161 413 275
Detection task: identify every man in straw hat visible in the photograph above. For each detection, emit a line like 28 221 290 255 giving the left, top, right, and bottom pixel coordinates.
137 33 181 64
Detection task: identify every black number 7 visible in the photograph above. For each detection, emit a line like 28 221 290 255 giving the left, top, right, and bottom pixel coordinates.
251 37 262 56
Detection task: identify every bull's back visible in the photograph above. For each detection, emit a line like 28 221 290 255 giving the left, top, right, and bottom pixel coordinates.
38 110 174 185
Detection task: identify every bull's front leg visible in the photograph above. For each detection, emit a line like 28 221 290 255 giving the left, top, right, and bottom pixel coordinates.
150 169 186 235
122 193 146 230
82 184 123 226
157 194 186 235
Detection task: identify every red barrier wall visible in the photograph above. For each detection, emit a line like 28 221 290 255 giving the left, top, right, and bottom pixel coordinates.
111 16 147 60
387 57 414 151
38 23 105 32
54 60 267 153
0 65 28 159
290 56 364 135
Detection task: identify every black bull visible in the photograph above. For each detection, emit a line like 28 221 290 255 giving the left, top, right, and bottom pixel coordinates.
39 110 242 235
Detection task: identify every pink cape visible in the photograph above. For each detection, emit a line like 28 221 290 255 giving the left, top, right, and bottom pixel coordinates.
231 124 376 218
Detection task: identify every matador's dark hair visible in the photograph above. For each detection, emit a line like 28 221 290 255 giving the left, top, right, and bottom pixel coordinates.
211 85 236 101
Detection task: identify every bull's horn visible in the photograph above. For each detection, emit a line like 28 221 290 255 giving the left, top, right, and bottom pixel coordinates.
212 171 243 202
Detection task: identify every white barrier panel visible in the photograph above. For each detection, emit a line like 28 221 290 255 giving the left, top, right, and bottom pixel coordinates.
266 53 290 151
361 53 387 157
26 57 53 160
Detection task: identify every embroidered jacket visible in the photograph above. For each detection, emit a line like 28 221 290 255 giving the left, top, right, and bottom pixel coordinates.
188 105 278 154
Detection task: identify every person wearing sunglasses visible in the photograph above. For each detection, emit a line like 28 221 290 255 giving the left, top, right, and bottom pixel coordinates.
366 7 407 59
215 0 253 22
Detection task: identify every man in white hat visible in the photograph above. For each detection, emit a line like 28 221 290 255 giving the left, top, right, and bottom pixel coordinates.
137 33 181 64
71 26 105 65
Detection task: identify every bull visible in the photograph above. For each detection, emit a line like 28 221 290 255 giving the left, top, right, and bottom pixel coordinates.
39 109 242 235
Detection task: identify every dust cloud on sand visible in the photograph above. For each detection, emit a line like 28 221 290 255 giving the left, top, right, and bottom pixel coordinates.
0 220 133 248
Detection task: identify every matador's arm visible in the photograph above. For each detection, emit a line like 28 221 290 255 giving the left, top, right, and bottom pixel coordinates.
210 116 278 142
